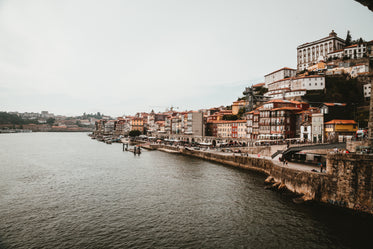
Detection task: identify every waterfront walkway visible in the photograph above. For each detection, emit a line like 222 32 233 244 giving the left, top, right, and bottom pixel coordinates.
230 152 320 173
162 146 322 173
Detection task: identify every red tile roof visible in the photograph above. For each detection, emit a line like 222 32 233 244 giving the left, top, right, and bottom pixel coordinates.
357 72 373 76
253 82 265 87
344 44 358 49
323 103 347 107
267 99 291 103
272 107 302 111
210 120 247 124
328 49 344 54
325 120 357 125
264 67 296 77
268 75 324 85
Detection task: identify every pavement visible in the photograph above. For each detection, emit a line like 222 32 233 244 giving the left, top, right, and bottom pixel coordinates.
158 145 323 173
195 148 322 173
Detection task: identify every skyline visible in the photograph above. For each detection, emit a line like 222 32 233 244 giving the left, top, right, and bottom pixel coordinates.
1 0 373 117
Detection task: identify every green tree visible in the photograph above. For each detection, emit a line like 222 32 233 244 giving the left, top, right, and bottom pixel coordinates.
129 130 141 137
46 118 55 126
0 112 25 125
237 107 245 119
222 114 238 120
345 30 352 46
205 124 213 136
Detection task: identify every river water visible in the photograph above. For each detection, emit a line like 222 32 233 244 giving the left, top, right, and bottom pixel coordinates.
0 132 372 248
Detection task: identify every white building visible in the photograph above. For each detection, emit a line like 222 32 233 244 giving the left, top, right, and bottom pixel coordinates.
297 30 345 72
264 67 296 88
350 64 369 78
265 75 325 100
325 63 369 78
311 113 324 143
343 44 367 59
327 49 344 59
364 83 371 99
296 75 325 91
300 123 312 142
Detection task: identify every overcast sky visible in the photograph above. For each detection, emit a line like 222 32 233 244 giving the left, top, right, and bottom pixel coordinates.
1 0 372 117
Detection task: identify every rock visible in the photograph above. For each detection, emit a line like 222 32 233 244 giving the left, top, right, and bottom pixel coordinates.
293 196 305 204
278 183 288 191
264 176 275 184
272 182 281 188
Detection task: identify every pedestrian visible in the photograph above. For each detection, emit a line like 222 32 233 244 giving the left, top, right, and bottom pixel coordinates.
318 162 322 172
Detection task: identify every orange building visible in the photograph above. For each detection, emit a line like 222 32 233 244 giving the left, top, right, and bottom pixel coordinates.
131 117 144 133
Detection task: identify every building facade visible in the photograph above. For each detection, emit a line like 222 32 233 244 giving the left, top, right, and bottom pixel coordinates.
264 67 296 88
265 75 325 100
312 113 324 143
325 119 358 142
297 30 345 72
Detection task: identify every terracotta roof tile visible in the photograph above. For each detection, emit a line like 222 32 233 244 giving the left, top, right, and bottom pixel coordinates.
264 67 296 77
344 44 358 49
253 82 265 87
323 103 347 107
325 119 357 125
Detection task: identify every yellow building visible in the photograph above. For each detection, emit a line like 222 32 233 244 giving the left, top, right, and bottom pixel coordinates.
325 119 357 142
232 100 247 115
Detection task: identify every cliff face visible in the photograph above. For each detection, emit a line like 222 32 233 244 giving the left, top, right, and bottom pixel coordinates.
355 0 373 11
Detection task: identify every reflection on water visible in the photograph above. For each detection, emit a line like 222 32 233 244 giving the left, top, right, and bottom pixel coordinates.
0 133 372 248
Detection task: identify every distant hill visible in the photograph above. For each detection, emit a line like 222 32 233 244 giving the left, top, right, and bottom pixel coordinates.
0 112 37 125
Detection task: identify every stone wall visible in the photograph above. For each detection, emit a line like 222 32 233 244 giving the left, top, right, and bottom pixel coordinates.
325 154 373 213
347 140 370 152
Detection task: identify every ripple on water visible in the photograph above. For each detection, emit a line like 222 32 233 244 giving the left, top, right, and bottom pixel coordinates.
0 133 372 249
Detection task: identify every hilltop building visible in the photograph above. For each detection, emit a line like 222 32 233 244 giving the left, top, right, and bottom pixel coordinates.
297 30 345 72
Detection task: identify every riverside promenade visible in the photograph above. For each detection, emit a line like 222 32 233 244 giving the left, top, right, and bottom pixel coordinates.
149 144 321 173
218 151 320 173
144 143 373 215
